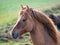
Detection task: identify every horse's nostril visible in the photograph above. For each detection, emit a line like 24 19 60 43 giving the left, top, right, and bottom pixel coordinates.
12 32 14 36
12 32 18 39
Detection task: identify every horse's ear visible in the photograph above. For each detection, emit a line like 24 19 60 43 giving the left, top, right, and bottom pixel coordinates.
21 5 24 9
26 5 29 10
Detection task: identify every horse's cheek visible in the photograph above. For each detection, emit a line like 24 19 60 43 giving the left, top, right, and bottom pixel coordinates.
26 23 33 32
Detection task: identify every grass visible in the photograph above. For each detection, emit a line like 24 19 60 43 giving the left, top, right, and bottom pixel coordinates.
0 0 60 45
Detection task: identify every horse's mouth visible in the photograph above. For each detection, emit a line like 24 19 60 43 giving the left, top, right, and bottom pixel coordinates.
12 32 19 39
12 35 18 39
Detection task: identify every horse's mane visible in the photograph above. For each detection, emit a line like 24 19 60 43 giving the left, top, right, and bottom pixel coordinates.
30 9 58 43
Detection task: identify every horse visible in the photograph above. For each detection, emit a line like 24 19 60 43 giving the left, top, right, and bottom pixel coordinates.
10 5 60 45
49 14 60 29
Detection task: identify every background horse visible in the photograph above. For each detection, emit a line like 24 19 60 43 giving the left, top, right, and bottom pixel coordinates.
11 5 60 45
49 14 60 29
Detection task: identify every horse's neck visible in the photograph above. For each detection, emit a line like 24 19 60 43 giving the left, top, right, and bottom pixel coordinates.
57 32 60 45
30 21 57 45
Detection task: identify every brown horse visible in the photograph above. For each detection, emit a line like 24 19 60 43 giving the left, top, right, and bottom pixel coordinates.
10 5 60 45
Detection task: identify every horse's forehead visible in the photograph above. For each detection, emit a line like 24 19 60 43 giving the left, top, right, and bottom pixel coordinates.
19 10 27 17
20 10 26 15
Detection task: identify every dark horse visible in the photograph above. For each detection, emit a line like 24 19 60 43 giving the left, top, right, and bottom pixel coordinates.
49 14 60 29
10 5 60 45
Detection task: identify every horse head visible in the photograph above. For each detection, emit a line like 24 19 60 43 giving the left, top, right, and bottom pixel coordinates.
11 5 34 39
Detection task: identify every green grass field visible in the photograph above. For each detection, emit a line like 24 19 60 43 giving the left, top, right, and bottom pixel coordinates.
0 0 60 45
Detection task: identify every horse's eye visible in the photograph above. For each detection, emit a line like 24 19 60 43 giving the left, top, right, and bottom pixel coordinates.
23 19 26 22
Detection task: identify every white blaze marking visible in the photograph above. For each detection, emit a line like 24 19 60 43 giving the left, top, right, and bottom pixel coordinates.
10 15 22 36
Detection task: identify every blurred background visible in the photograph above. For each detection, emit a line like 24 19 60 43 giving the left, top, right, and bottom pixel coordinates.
0 0 60 45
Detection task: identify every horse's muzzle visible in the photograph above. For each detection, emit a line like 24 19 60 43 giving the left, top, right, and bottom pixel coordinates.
12 32 18 39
